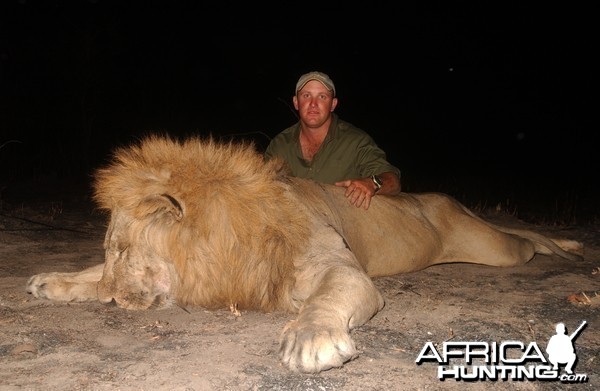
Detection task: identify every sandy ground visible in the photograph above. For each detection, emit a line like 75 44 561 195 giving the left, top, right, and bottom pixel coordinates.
0 195 599 391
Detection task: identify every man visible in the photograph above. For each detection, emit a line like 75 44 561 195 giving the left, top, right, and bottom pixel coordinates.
546 322 579 375
265 71 401 210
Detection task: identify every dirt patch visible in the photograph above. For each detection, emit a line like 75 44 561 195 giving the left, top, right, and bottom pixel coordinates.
1 198 598 390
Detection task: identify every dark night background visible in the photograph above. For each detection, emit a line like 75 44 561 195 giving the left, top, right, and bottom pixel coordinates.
0 1 597 224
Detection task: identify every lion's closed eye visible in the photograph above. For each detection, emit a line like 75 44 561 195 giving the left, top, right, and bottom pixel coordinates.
109 245 128 257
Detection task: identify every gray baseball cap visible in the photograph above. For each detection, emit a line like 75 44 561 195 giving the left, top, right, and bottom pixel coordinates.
295 71 336 97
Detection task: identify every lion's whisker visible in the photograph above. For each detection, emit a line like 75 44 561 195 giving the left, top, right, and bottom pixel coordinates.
176 303 191 314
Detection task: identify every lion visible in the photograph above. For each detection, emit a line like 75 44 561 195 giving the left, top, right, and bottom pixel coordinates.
26 135 583 373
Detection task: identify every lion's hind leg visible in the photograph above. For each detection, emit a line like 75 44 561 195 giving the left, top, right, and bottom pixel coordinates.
26 263 104 302
438 218 541 268
441 222 583 267
487 228 584 263
431 196 582 266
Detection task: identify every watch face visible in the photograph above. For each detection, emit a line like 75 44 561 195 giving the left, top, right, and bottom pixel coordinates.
372 175 382 190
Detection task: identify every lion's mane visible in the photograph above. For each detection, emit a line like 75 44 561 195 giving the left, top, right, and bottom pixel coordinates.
93 135 310 311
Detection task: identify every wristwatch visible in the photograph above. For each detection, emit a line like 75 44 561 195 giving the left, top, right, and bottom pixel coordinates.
371 174 383 193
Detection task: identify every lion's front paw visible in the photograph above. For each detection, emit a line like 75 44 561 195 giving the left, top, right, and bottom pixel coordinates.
26 273 97 302
279 320 358 373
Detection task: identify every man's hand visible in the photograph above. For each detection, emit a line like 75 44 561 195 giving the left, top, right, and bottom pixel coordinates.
335 172 401 210
334 178 377 210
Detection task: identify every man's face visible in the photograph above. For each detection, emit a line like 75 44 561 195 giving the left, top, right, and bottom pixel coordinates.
293 80 338 129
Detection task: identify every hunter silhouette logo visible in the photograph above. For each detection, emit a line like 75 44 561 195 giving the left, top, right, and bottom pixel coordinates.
415 320 588 382
546 321 586 375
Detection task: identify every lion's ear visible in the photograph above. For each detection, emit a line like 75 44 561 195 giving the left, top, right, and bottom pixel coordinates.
135 193 184 221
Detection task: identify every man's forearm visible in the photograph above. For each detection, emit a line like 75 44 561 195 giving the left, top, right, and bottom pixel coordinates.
377 171 401 195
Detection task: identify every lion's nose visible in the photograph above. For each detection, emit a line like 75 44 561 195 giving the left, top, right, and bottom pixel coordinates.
97 280 116 304
98 292 116 305
103 298 117 306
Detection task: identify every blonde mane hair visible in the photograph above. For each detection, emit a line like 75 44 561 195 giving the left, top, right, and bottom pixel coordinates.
93 135 310 311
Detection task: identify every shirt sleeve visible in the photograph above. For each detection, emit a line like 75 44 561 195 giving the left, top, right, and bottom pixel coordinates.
264 126 296 162
264 140 276 161
355 133 401 178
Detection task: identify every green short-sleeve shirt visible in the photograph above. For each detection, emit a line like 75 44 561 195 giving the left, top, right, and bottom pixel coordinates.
265 114 400 184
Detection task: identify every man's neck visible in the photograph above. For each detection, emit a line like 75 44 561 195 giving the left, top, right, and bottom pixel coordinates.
299 117 332 144
299 118 332 162
300 126 327 145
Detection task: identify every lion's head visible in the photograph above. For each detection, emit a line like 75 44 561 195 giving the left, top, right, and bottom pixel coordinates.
93 135 310 311
96 196 180 309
